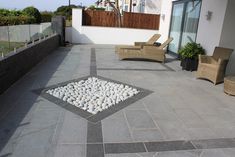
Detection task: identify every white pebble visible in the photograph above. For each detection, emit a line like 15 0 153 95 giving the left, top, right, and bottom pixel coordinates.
46 77 139 115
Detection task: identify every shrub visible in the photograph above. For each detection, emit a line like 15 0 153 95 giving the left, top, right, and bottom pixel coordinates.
0 9 22 16
87 5 105 11
0 16 36 26
41 12 54 22
23 6 41 23
178 42 205 59
55 5 79 19
0 9 11 16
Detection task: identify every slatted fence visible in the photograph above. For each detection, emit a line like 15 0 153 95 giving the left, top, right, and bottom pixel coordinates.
122 12 160 30
82 10 117 27
82 10 160 30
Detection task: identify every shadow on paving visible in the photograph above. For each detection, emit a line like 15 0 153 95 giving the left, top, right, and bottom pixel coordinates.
0 46 71 156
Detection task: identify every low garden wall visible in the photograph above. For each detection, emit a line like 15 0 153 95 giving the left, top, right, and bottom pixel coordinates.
0 34 60 94
71 8 159 45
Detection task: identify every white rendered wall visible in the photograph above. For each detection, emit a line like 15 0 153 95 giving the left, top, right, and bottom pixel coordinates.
144 0 162 14
158 0 173 43
196 0 228 55
65 27 72 43
71 8 158 45
219 0 235 75
159 0 229 54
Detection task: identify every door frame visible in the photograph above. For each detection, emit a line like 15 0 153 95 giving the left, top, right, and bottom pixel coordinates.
167 0 202 56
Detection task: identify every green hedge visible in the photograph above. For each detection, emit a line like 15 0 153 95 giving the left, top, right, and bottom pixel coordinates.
22 7 41 23
41 13 53 22
0 9 23 16
41 12 53 22
0 16 36 26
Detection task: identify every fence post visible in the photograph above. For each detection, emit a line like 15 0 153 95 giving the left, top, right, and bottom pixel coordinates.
51 16 66 46
7 25 10 50
28 24 31 42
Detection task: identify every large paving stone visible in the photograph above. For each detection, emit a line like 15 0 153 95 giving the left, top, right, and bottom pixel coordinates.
102 111 133 143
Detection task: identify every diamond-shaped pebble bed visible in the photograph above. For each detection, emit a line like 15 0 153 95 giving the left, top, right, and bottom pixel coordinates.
46 77 139 114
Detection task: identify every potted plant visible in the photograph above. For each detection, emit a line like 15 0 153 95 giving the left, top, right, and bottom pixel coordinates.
178 42 205 71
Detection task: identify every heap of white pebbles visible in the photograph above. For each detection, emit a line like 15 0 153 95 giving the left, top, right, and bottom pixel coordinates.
46 77 139 114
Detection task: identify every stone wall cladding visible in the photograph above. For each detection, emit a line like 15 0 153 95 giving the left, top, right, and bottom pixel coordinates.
0 34 60 94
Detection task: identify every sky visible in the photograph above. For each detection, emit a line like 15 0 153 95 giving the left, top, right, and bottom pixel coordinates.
0 0 97 11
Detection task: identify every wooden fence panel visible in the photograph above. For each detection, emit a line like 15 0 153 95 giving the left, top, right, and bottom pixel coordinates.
83 10 117 27
123 12 160 30
82 10 160 30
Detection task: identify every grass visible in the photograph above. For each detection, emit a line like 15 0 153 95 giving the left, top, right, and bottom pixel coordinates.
0 41 25 56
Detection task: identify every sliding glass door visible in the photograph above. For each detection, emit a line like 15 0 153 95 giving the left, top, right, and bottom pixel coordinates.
168 0 202 54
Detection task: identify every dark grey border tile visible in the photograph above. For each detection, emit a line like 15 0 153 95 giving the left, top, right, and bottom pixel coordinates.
97 68 173 72
104 143 146 154
87 144 104 157
40 91 92 119
144 141 195 152
90 48 97 76
191 138 235 149
87 122 103 144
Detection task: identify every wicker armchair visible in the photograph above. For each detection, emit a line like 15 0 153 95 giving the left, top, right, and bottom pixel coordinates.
118 37 173 63
115 34 161 53
196 47 233 84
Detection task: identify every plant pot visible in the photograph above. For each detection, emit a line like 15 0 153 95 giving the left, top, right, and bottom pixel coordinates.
180 58 198 71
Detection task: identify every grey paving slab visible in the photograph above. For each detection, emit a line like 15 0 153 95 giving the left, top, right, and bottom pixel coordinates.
200 149 229 157
33 98 62 111
155 150 202 157
143 94 175 114
87 144 104 157
0 114 30 142
102 111 133 143
202 115 235 130
152 118 190 141
105 153 141 157
125 110 156 129
222 148 235 157
12 126 55 157
21 109 61 135
132 129 164 142
104 143 146 154
125 99 146 110
191 138 235 149
105 152 157 157
54 144 86 157
174 109 209 129
186 128 218 140
144 141 195 152
57 111 87 144
0 140 15 157
138 152 158 157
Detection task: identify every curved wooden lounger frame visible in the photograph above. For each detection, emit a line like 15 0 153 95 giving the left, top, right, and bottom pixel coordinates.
118 37 173 63
115 34 161 53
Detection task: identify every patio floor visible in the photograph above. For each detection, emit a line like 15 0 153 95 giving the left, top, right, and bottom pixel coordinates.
1 45 235 157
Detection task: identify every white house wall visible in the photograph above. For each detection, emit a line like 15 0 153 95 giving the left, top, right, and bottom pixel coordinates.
158 0 173 43
71 8 158 45
196 0 228 55
219 0 235 75
144 0 162 14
